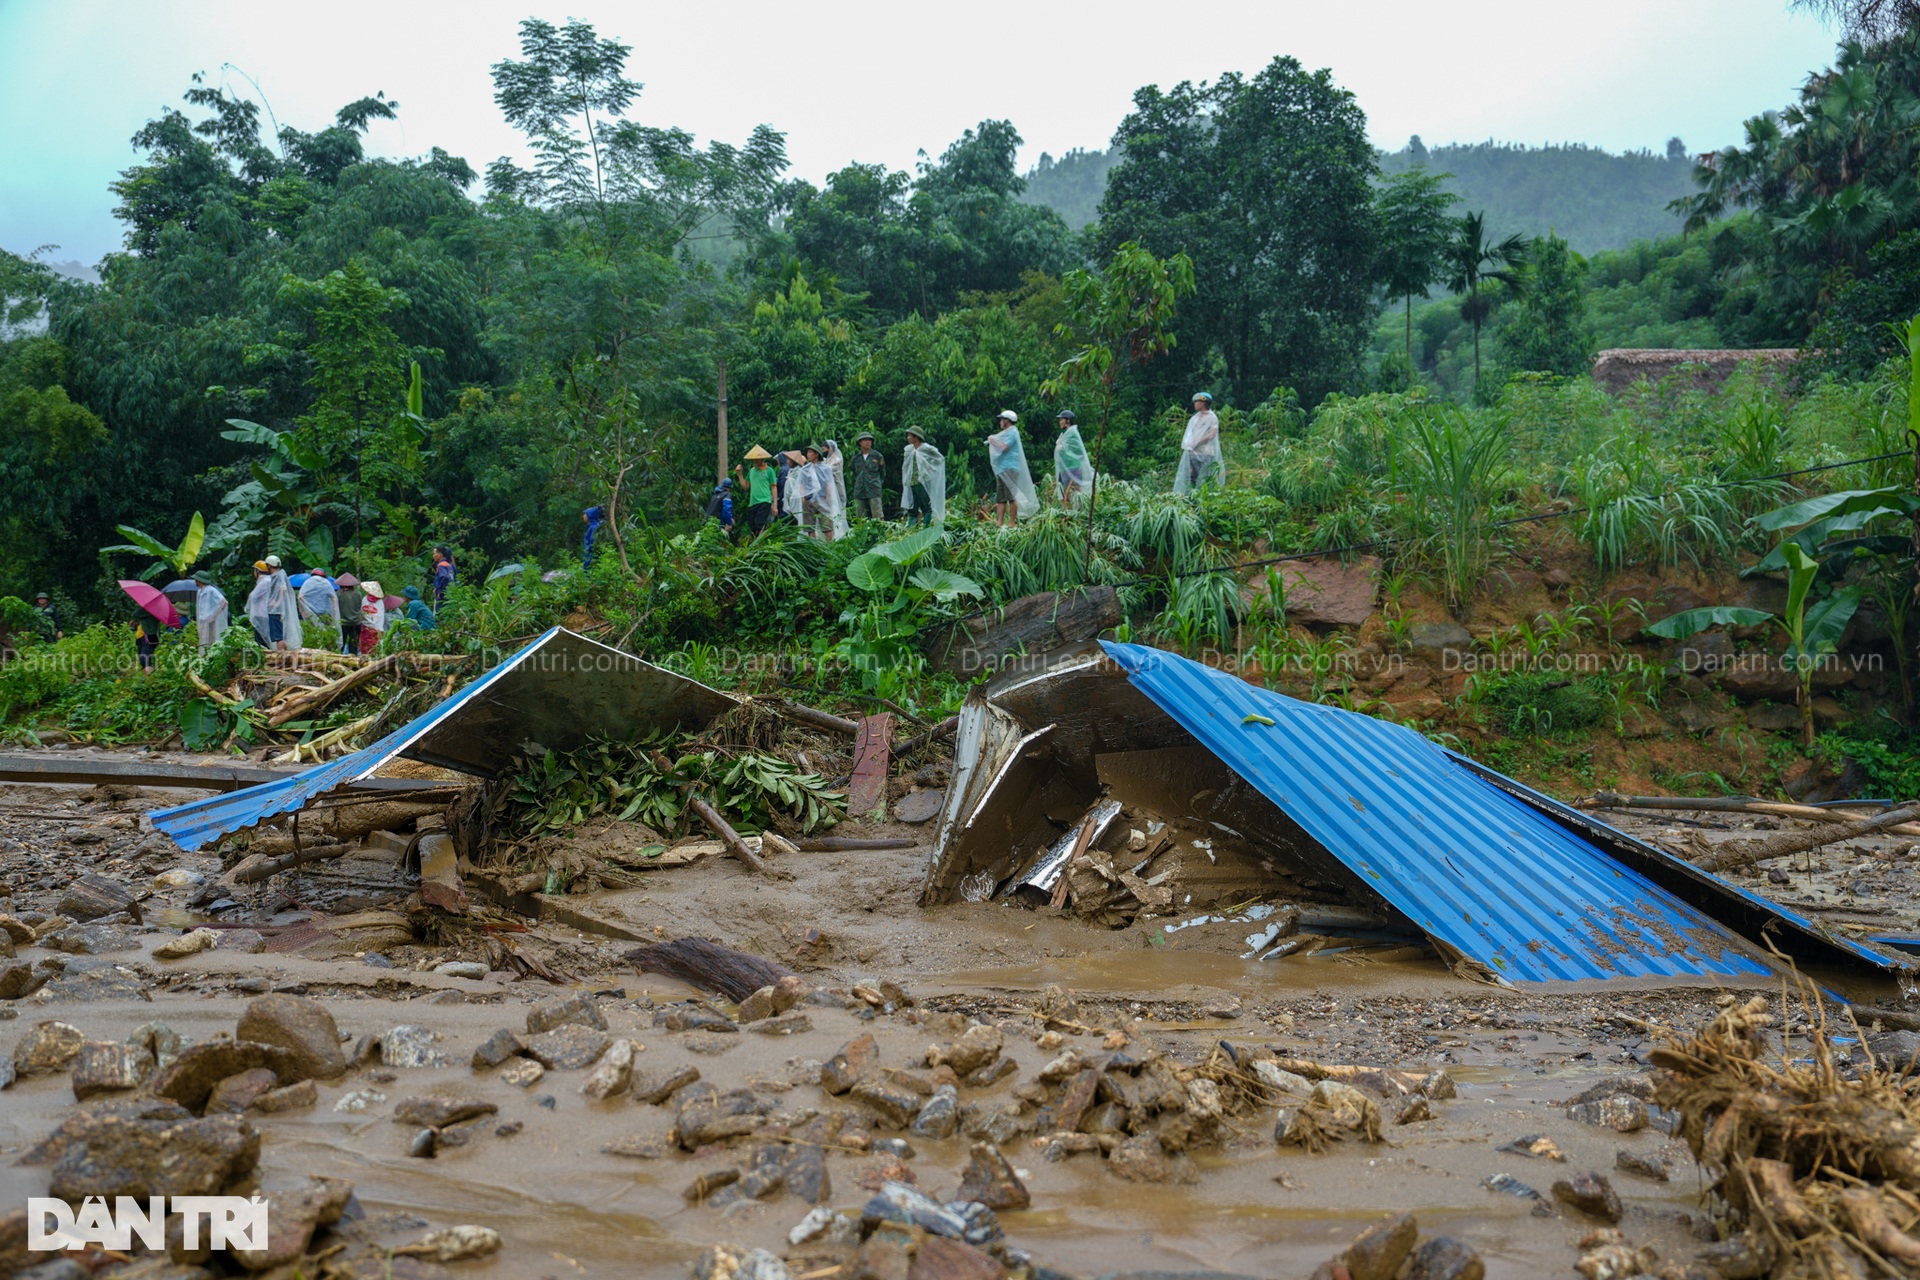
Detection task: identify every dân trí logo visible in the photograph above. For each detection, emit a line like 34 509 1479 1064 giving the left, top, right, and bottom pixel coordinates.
27 1196 269 1251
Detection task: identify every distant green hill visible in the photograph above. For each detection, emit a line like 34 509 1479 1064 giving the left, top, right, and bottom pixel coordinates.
1022 137 1698 253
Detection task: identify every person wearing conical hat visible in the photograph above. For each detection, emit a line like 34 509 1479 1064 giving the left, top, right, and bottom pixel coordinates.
734 444 778 536
358 581 388 656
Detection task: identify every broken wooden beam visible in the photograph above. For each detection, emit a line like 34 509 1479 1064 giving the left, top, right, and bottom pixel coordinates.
1695 801 1920 873
893 715 959 759
1584 791 1920 838
796 836 917 851
688 793 787 879
230 842 352 884
765 699 861 737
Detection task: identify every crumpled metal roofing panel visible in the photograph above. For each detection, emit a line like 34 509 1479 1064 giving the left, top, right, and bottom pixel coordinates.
151 629 737 852
1101 641 1772 984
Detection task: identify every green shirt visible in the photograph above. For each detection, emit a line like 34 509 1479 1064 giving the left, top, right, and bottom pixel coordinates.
850 450 886 500
747 464 775 505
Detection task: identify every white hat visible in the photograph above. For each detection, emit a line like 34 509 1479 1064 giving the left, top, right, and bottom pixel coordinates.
264 554 282 569
996 409 1018 423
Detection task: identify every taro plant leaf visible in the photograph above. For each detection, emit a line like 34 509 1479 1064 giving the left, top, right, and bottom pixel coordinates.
875 525 944 566
1643 606 1774 641
907 567 985 601
846 552 894 593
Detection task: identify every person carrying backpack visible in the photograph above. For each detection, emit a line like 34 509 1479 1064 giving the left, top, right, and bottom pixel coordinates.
704 478 736 534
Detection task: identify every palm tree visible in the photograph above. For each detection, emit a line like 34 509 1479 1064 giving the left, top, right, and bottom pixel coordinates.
1444 212 1528 386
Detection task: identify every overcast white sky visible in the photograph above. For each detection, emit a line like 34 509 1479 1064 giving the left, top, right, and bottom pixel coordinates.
0 0 1840 267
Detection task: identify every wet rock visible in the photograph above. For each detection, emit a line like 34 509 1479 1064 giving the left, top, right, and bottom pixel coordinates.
151 1041 300 1113
394 1095 497 1128
1110 1133 1171 1182
1697 1230 1776 1277
823 1032 880 1094
18 1097 193 1166
380 1024 450 1069
685 1032 741 1057
1554 1172 1624 1222
333 1088 387 1113
930 1024 1005 1077
229 1175 355 1270
784 1143 832 1204
499 1059 546 1088
1572 1229 1645 1280
956 1141 1029 1209
0 1054 13 1091
42 957 150 1002
472 1028 526 1068
205 1067 279 1114
1498 1133 1566 1161
965 1057 1019 1089
789 1205 861 1246
861 1181 977 1240
1568 1096 1649 1133
253 1078 318 1113
1338 1212 1419 1280
748 1012 813 1036
527 992 609 1035
1404 1236 1486 1280
152 928 218 960
14 1020 85 1075
1054 1068 1101 1132
846 1238 910 1280
685 1167 743 1201
890 1068 938 1096
1868 1030 1920 1071
408 1128 439 1158
660 1003 738 1033
397 1224 503 1262
855 1076 927 1130
1482 1172 1552 1215
361 952 395 969
0 962 47 999
1614 1149 1670 1181
48 1112 259 1200
602 1134 671 1158
677 1087 769 1148
633 1063 702 1104
912 1084 960 1139
1083 1101 1131 1135
127 1021 187 1069
874 1136 917 1158
0 914 33 943
581 1038 639 1099
1252 1061 1315 1095
695 1245 794 1280
1036 1051 1084 1084
1396 1096 1433 1125
71 1040 156 1100
1411 622 1473 655
1416 1070 1457 1100
434 960 488 980
525 1024 611 1070
739 975 810 1024
237 993 348 1080
436 1115 496 1148
57 873 134 921
910 1236 1007 1280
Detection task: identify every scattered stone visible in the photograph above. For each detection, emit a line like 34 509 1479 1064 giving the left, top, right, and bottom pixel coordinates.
1054 1068 1101 1132
845 1238 909 1280
957 1141 1029 1209
1416 1070 1457 1101
396 1224 504 1262
1337 1212 1419 1280
748 1012 813 1036
772 1141 832 1204
496 1119 524 1137
790 1205 861 1246
1498 1134 1567 1161
0 1054 13 1090
381 1025 450 1069
1252 1061 1315 1095
695 1244 794 1280
854 1076 926 1130
603 1134 672 1158
434 960 488 980
70 1040 155 1100
0 962 46 999
633 1063 702 1104
912 1084 960 1138
499 1058 546 1088
581 1038 640 1099
964 1057 1019 1089
362 952 395 969
909 1235 1007 1280
13 1020 85 1075
1568 1095 1649 1133
1396 1096 1433 1125
333 1089 388 1113
152 928 218 960
524 1023 611 1070
57 873 134 921
408 1128 439 1158
150 1041 300 1112
861 1180 977 1241
739 976 810 1023
527 992 609 1035
0 914 34 944
684 1032 741 1057
1404 1236 1486 1280
677 1087 772 1148
1109 1133 1171 1183
661 1003 738 1033
205 1067 279 1114
238 993 349 1080
253 1078 318 1113
930 1024 1005 1076
823 1032 879 1094
1482 1172 1552 1216
472 1028 526 1068
47 1111 260 1200
394 1095 498 1128
126 1022 187 1070
873 1137 916 1158
1553 1172 1624 1223
1614 1149 1670 1182
229 1175 354 1270
685 1167 743 1201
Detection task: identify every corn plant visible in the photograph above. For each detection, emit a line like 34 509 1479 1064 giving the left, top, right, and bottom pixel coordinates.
1392 405 1510 617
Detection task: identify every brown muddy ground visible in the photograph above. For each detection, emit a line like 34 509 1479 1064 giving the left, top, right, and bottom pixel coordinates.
1 760 1915 1279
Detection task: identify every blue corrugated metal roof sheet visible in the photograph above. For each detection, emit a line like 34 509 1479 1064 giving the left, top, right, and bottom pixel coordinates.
151 628 737 852
1101 641 1774 984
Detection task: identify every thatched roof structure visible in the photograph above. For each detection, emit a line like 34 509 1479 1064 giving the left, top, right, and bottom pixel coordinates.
1590 348 1799 394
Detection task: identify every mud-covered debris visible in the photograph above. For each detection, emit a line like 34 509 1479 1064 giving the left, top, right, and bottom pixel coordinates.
1401 1235 1486 1280
1395 1096 1433 1125
393 1096 497 1128
1108 1133 1171 1182
499 1058 545 1088
749 1012 813 1036
1416 1069 1457 1100
789 1205 861 1246
1567 1095 1649 1133
1481 1172 1552 1216
633 1062 702 1105
13 1019 85 1075
581 1037 640 1098
238 993 349 1079
956 1140 1029 1209
205 1066 277 1114
435 960 488 979
333 1088 387 1113
1571 1227 1656 1280
661 1003 740 1034
1497 1134 1566 1161
1552 1171 1623 1222
628 937 794 1002
380 1024 450 1068
1251 1061 1314 1095
472 1028 526 1068
394 1223 504 1262
254 1078 318 1112
70 1040 155 1100
1613 1149 1670 1182
527 991 608 1035
523 1023 611 1070
686 1167 743 1201
676 1087 770 1148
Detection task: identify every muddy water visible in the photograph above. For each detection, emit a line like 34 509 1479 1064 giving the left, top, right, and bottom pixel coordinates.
2 965 1710 1280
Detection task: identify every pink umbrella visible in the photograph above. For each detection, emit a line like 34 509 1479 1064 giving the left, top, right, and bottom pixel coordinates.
118 579 182 629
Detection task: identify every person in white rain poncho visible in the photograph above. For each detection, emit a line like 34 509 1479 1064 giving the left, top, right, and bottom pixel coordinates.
193 572 228 650
1174 391 1224 495
1052 409 1093 505
297 567 340 633
985 410 1039 525
781 451 808 530
246 557 302 651
817 440 849 540
900 428 946 527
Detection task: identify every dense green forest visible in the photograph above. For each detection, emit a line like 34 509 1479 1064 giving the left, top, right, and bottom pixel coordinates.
6 17 1920 628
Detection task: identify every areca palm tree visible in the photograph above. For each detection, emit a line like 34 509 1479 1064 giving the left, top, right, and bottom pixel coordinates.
1444 211 1528 386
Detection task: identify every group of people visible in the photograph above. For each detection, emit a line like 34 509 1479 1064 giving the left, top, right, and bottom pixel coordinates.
704 393 1223 539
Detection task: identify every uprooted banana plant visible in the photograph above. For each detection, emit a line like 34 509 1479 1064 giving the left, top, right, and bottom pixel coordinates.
497 733 844 840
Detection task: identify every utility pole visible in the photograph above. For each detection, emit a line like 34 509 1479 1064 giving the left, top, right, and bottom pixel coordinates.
716 358 729 481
